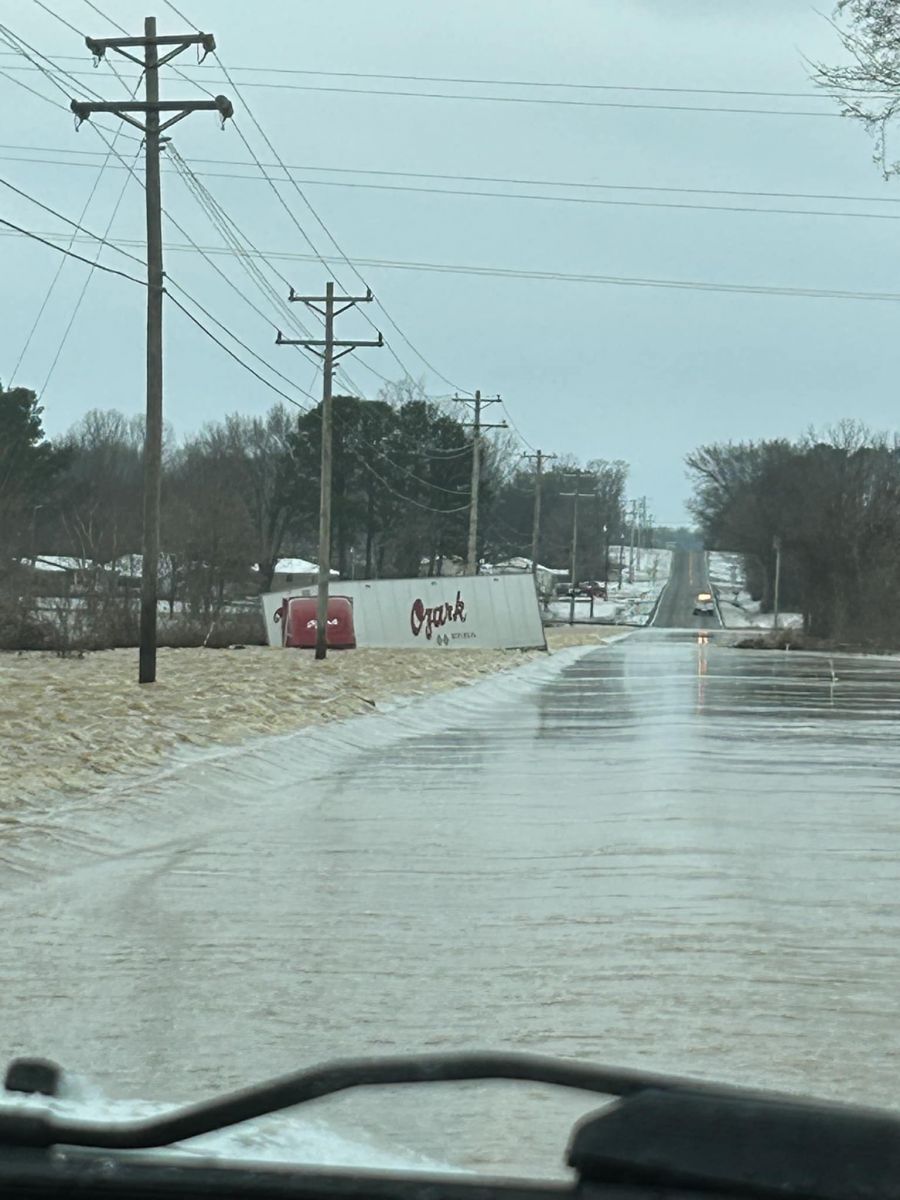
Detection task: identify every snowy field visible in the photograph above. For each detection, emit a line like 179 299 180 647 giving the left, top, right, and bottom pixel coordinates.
545 547 672 625
708 551 803 629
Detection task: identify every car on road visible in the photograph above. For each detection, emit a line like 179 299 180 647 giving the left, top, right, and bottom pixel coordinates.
578 580 608 599
693 591 715 616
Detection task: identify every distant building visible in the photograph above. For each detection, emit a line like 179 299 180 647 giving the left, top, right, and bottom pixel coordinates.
24 555 100 594
481 557 566 601
419 554 466 578
255 558 340 591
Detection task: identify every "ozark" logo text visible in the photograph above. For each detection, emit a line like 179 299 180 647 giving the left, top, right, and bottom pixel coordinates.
410 591 467 640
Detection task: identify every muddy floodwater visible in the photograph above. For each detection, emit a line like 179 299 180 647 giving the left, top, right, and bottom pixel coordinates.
2 630 900 1176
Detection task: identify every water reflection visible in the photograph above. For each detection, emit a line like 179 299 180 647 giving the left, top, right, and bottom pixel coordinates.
696 633 710 713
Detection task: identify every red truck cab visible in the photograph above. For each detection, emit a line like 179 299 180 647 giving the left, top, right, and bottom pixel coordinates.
278 595 356 649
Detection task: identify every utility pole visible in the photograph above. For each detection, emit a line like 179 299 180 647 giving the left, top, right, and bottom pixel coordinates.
773 534 782 630
560 476 595 625
635 495 648 572
277 282 382 660
522 449 557 578
628 499 637 584
460 391 505 575
70 21 232 685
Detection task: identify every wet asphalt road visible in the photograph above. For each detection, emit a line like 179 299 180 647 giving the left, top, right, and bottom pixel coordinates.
653 548 720 629
3 629 900 1174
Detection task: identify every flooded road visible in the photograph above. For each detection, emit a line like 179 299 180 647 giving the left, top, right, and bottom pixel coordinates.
3 631 900 1175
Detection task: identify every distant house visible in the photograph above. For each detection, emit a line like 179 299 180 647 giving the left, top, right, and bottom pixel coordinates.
482 556 564 598
254 558 340 592
26 555 98 594
418 554 465 578
107 554 144 591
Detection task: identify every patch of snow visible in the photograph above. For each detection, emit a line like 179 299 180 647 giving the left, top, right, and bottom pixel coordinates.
708 550 803 629
545 547 671 625
254 559 339 578
30 555 90 572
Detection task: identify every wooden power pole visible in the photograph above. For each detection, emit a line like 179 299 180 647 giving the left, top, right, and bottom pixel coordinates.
560 477 595 625
277 283 381 659
523 449 557 576
460 391 505 575
71 19 232 684
627 499 639 584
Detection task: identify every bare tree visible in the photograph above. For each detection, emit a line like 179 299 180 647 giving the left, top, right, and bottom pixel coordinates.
811 2 900 174
687 426 900 643
219 407 294 592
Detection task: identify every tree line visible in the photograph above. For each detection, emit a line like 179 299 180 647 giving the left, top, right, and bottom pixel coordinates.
687 423 900 644
1 379 630 629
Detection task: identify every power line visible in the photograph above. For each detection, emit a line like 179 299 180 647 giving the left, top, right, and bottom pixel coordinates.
22 33 148 391
161 0 469 394
345 426 472 497
165 290 316 408
0 171 144 266
1 62 844 119
50 45 326 374
148 82 845 121
6 212 320 412
4 141 138 383
0 23 141 138
170 152 385 400
13 150 900 225
30 18 388 412
356 455 471 514
31 0 82 38
38 143 141 396
12 230 900 304
75 120 331 385
96 3 374 319
5 23 449 507
163 142 402 394
4 179 318 410
109 156 900 209
498 401 537 453
9 141 900 210
133 170 900 224
0 217 145 283
0 64 72 111
207 53 438 388
164 278 318 402
80 0 128 37
13 45 887 101
10 218 470 516
6 191 488 519
0 22 109 105
0 60 846 118
166 144 322 347
154 27 427 395
142 11 473 494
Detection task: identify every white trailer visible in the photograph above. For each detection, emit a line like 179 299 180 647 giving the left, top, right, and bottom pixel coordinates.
260 573 546 651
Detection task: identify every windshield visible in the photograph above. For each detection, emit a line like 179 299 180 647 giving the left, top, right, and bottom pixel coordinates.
2 0 899 1185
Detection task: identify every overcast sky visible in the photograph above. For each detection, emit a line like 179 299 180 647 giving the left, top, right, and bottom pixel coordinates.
1 0 895 524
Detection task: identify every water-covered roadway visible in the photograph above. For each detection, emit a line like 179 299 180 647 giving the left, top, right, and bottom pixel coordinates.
2 629 900 1175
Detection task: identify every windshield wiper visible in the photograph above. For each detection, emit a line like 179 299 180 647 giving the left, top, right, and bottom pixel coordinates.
1 1051 898 1200
0 1052 732 1151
